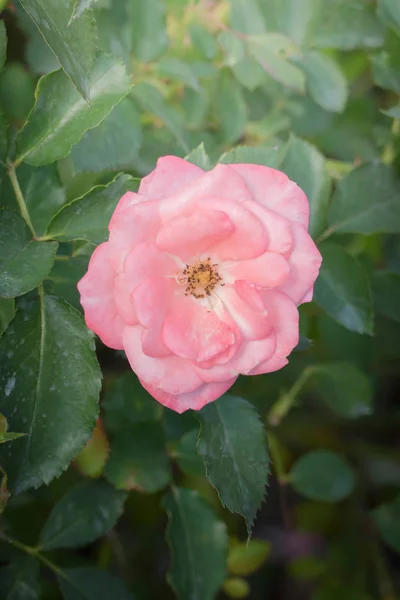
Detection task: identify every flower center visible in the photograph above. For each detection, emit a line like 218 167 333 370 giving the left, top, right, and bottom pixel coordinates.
177 258 224 299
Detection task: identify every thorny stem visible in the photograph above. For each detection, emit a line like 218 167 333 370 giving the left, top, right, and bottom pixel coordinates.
7 165 37 238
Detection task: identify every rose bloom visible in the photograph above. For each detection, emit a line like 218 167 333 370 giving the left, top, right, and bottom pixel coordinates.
78 157 322 413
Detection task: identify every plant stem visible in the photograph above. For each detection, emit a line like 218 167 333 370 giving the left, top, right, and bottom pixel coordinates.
0 531 67 579
7 165 37 238
268 367 315 426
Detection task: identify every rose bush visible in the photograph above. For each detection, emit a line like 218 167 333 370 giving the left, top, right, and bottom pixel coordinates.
78 156 322 412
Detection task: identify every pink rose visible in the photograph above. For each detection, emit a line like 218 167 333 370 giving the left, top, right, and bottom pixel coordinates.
78 157 322 413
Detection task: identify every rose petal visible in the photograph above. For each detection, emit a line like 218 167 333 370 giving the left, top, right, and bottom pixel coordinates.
246 201 293 254
249 290 299 374
279 224 322 304
112 242 176 327
123 325 204 395
133 277 176 358
160 164 254 220
230 163 310 227
108 199 162 272
140 377 237 413
77 243 125 349
300 287 314 304
139 156 204 200
234 335 277 374
163 297 236 362
221 252 290 289
157 209 234 260
219 281 270 340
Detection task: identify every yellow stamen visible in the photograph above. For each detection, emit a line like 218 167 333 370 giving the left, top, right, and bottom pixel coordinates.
176 258 224 300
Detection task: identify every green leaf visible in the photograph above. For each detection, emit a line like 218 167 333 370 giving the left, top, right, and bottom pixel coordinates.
0 210 58 298
0 20 6 73
371 33 400 94
0 557 40 599
216 70 247 144
69 98 142 174
185 143 212 170
58 567 134 600
227 540 270 576
16 55 132 166
156 57 200 91
314 242 373 335
44 255 89 310
377 0 400 32
0 294 101 494
0 110 7 163
39 480 126 550
312 362 373 418
290 450 355 502
105 422 171 493
163 487 228 600
129 0 168 62
296 51 347 113
229 0 266 35
174 429 205 477
18 0 97 100
103 372 162 432
0 298 15 336
0 432 26 444
197 395 269 535
0 64 36 124
219 140 287 169
327 163 400 235
257 0 322 47
382 103 400 119
223 578 250 599
1 164 66 235
373 271 400 323
190 23 218 59
132 83 190 153
70 0 97 22
247 34 305 93
231 57 266 90
218 31 245 66
95 4 132 68
373 494 400 553
312 0 386 50
282 135 331 238
46 174 137 244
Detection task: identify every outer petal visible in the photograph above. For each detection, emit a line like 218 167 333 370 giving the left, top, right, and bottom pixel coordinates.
123 326 204 395
160 164 254 220
219 281 270 340
249 290 299 375
246 201 293 254
163 297 236 362
141 378 238 413
156 210 234 260
139 156 204 200
220 252 290 289
300 287 314 304
77 242 125 350
108 199 162 272
279 224 322 304
230 163 309 227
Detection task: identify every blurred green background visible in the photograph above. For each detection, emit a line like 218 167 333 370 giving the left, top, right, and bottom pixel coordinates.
0 0 400 599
